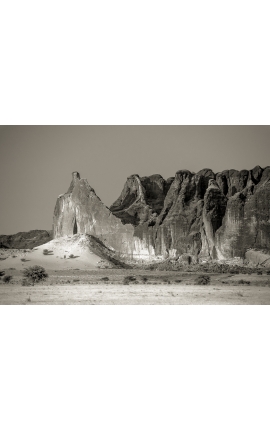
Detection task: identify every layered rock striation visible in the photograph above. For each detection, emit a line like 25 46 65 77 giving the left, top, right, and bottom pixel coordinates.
53 166 270 261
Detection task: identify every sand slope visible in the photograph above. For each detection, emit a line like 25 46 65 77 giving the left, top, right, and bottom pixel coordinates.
0 235 101 271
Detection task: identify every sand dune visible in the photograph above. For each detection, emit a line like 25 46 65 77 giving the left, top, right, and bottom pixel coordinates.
0 235 101 271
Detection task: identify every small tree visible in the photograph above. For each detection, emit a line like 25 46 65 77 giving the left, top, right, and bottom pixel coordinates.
23 265 48 284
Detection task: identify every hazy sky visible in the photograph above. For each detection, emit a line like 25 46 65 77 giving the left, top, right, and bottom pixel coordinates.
0 125 269 235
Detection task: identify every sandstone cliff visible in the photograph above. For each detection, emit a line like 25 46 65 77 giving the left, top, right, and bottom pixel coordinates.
53 167 270 261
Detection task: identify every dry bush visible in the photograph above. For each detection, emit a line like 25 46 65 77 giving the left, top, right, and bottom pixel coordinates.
22 278 32 286
195 275 210 285
238 279 250 285
43 249 53 255
23 265 48 283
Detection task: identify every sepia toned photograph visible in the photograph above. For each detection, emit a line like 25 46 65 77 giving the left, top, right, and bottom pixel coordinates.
1 125 269 305
1 1 270 429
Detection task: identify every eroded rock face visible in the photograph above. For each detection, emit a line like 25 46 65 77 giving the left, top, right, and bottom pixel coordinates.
216 166 270 258
54 174 135 256
109 173 170 226
53 166 270 261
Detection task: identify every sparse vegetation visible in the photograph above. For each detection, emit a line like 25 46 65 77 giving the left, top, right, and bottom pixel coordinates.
238 279 250 285
23 265 48 283
22 278 32 286
43 249 53 255
195 275 210 285
145 259 263 275
3 275 12 283
123 275 137 285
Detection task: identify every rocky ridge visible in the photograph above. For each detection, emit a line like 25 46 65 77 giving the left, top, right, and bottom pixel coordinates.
0 230 53 249
53 167 270 263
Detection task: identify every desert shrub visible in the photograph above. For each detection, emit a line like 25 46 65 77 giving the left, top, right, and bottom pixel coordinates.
21 278 32 286
43 249 53 255
257 270 263 275
73 279 80 282
174 279 182 283
12 255 17 258
69 254 75 259
0 270 5 277
267 270 270 275
101 277 109 281
238 279 250 285
3 275 12 283
23 265 48 283
124 275 136 283
195 275 210 285
21 258 27 262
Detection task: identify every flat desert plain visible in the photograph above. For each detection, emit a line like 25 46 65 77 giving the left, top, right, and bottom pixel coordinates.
1 269 270 305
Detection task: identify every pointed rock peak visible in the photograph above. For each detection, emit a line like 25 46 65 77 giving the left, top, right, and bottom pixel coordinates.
72 171 81 180
67 171 81 194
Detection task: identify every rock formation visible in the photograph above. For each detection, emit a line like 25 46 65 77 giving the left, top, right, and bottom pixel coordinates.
0 230 53 249
53 166 270 262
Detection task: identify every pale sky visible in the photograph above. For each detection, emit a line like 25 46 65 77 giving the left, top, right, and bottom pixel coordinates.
0 125 269 235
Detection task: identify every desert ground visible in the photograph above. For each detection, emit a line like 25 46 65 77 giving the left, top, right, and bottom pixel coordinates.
1 267 270 305
1 242 270 305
